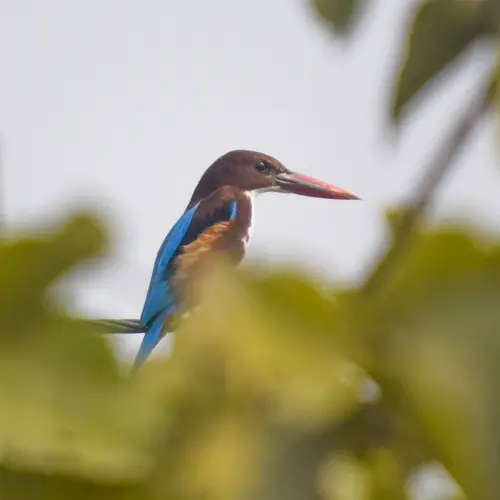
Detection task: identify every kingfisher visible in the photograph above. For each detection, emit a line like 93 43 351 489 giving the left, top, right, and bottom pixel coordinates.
94 150 359 370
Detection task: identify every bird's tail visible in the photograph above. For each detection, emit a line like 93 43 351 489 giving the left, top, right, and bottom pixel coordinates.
131 314 165 373
77 318 144 334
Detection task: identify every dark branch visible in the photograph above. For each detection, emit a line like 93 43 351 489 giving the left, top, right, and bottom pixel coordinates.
363 73 494 296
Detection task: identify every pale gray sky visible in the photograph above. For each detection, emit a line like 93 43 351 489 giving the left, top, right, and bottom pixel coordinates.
1 0 499 369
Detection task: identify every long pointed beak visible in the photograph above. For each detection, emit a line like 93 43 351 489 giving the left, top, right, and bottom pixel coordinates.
275 172 360 200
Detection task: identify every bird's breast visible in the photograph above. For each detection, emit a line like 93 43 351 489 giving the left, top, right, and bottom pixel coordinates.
173 190 254 294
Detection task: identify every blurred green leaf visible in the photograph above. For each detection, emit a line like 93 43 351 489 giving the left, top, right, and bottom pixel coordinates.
0 466 143 500
358 224 500 499
391 0 494 122
182 264 364 428
311 0 366 35
0 214 105 330
0 213 159 483
0 319 156 482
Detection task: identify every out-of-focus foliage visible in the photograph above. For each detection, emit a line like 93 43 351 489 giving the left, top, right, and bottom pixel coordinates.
3 211 500 500
313 0 499 123
311 0 367 34
0 214 160 498
352 225 500 499
390 0 498 122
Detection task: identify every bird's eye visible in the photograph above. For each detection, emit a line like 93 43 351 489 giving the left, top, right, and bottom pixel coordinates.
255 160 270 173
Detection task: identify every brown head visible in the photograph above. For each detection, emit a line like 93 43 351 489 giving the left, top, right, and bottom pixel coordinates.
187 150 359 208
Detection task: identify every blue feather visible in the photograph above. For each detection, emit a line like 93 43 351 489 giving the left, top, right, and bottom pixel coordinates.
228 200 237 220
133 204 200 370
133 197 238 370
132 313 170 371
140 202 200 329
151 203 201 285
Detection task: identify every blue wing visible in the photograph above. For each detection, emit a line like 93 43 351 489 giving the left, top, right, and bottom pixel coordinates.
133 198 237 370
140 201 201 330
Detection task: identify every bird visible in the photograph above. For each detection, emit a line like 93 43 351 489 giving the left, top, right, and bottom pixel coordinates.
90 150 359 370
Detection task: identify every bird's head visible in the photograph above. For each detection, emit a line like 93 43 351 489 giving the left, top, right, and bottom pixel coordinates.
188 150 359 207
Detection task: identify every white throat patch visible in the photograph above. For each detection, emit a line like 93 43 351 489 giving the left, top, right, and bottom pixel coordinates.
249 185 282 197
242 186 280 247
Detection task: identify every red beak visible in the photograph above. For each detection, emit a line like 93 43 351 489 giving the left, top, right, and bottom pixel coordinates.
275 172 360 200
